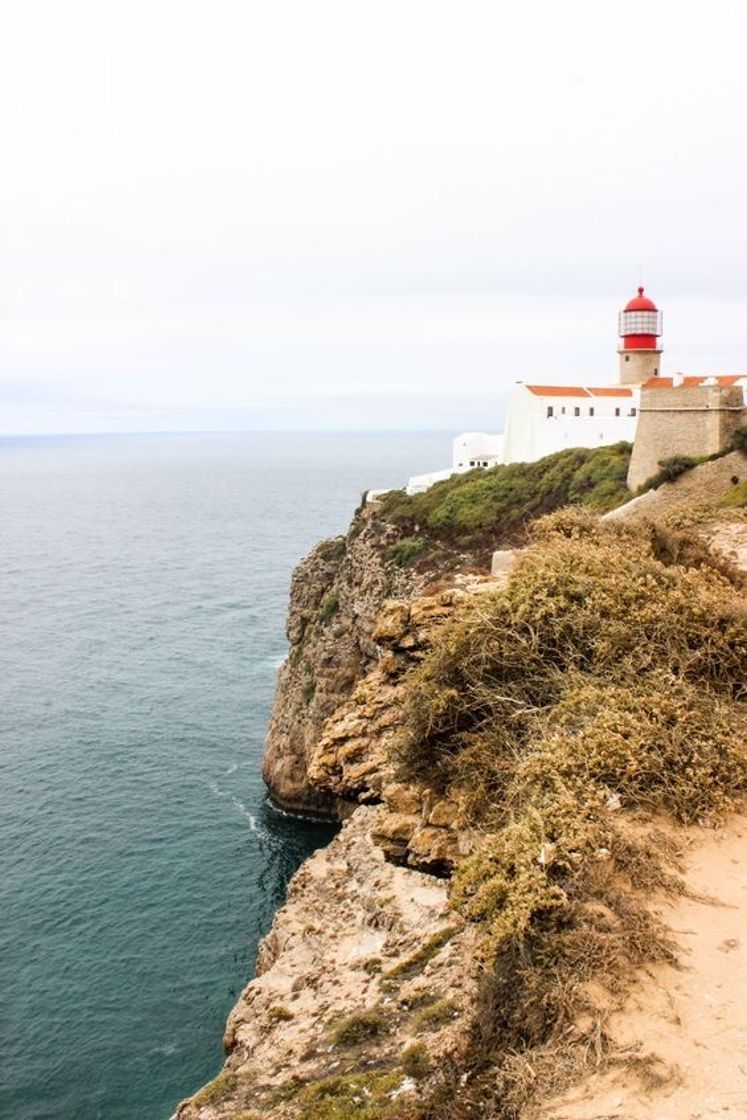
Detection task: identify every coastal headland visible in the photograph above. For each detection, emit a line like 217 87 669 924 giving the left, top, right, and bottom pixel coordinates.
176 443 747 1120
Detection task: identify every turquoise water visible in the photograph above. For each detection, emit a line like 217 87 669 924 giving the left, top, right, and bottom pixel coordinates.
0 432 448 1120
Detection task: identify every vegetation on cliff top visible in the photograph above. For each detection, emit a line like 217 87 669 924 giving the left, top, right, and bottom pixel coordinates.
378 442 632 552
392 509 747 1118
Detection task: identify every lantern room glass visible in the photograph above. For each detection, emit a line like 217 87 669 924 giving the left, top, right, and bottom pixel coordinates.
618 310 662 336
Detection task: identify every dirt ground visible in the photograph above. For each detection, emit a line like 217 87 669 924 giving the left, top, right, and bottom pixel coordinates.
544 813 747 1120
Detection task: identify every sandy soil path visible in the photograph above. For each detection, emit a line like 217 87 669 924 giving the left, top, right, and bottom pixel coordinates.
545 814 747 1120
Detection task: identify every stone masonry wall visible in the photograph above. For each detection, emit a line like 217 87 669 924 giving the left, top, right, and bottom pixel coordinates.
627 384 745 490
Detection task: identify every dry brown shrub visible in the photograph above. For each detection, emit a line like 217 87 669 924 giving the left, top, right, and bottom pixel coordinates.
392 513 747 1119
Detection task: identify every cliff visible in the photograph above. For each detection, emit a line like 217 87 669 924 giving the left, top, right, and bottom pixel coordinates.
177 464 747 1120
260 506 430 816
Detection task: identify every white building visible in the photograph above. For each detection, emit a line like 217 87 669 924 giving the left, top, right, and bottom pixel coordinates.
406 432 504 495
406 286 664 495
500 384 638 463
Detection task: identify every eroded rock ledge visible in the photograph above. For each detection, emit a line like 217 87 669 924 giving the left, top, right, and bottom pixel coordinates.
175 808 481 1120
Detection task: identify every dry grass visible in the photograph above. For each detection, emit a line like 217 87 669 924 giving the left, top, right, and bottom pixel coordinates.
390 509 747 1119
328 1007 391 1048
384 927 459 979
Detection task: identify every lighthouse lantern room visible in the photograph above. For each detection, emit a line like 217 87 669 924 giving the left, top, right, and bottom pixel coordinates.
618 286 663 385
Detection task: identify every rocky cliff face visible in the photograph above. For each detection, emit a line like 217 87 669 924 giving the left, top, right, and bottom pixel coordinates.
174 807 482 1120
177 491 747 1120
176 506 495 1120
261 506 427 816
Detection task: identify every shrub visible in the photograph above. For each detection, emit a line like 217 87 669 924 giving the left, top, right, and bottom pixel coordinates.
411 998 458 1033
191 1071 239 1107
392 513 747 1120
639 454 700 492
401 1042 432 1079
384 927 459 978
297 1071 403 1120
400 989 438 1011
320 591 340 622
379 443 632 550
328 1007 390 1047
302 674 316 704
729 425 747 452
387 536 428 568
396 518 746 943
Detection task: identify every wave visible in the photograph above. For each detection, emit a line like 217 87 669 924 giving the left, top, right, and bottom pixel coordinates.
264 796 335 824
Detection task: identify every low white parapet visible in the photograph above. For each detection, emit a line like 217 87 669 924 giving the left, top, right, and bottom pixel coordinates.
405 468 455 496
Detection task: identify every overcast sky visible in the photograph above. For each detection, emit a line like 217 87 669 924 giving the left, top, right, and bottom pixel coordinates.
1 0 746 434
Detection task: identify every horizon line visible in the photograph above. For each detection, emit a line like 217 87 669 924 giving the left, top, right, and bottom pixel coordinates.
0 427 466 439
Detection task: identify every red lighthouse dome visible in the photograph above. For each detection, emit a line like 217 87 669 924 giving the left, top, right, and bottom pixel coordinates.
618 286 662 351
624 286 658 313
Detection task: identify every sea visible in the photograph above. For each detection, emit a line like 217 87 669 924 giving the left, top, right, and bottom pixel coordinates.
0 431 449 1120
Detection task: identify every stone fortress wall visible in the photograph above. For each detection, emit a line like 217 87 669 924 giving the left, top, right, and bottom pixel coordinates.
627 383 747 491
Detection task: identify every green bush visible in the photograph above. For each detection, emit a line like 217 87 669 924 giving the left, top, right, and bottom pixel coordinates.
320 591 340 622
302 674 316 704
729 425 747 452
379 443 632 550
297 1071 404 1120
387 536 427 567
267 1005 294 1023
639 454 700 492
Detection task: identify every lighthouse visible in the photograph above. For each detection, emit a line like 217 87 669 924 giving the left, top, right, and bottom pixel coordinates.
618 286 663 385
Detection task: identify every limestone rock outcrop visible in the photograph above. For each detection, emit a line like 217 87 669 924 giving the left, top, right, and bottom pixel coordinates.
261 508 423 815
175 808 481 1120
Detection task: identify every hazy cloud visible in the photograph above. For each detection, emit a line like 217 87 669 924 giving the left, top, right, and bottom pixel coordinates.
2 0 746 433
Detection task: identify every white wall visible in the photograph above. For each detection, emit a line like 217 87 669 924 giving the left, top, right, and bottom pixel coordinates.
452 432 504 469
501 386 640 464
406 468 455 495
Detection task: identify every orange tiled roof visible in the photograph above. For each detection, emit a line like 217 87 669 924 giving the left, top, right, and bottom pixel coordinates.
643 374 746 389
525 384 635 398
586 386 634 397
525 385 590 397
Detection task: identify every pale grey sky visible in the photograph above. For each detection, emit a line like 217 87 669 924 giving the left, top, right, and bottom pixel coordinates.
2 0 746 433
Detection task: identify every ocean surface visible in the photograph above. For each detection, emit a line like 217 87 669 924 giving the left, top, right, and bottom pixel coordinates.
0 431 449 1120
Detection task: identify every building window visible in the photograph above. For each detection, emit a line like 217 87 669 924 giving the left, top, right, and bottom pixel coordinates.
614 407 620 417
574 407 580 417
589 407 595 417
629 408 637 417
546 406 554 418
561 406 566 415
625 355 630 362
